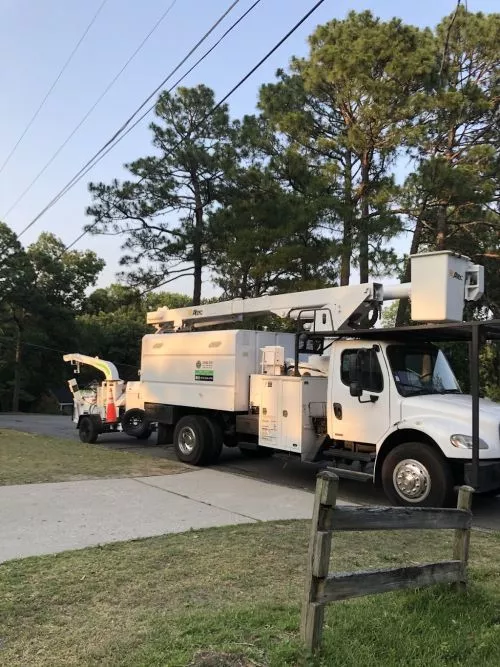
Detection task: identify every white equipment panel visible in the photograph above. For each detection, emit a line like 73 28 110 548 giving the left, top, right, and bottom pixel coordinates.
140 330 294 412
250 375 327 454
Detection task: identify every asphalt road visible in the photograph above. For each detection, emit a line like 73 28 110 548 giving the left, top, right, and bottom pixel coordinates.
2 412 499 530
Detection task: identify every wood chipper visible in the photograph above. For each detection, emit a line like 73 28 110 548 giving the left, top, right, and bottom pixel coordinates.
64 353 152 443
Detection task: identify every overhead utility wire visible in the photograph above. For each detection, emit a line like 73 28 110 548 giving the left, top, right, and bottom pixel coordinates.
0 334 139 370
62 0 266 254
74 0 328 265
0 0 110 177
17 0 241 239
3 0 178 219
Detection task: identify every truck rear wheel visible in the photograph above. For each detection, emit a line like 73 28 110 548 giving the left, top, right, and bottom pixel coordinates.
381 442 453 507
173 416 212 466
201 416 223 464
79 416 99 444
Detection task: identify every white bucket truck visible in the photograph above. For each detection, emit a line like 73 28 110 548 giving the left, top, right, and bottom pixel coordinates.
142 251 500 506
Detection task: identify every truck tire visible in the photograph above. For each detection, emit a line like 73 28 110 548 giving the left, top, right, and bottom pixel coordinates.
122 409 150 438
173 415 212 465
381 442 453 507
79 416 99 444
201 416 223 464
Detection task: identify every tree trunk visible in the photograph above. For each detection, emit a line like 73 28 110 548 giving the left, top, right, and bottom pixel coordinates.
359 159 370 283
340 150 353 286
191 176 204 306
395 218 423 326
12 326 22 412
436 205 447 250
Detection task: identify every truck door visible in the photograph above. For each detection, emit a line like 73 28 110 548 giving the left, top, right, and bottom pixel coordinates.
329 343 390 445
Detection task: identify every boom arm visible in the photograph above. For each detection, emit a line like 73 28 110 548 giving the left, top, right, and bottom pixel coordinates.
147 282 393 332
147 251 484 333
63 354 120 381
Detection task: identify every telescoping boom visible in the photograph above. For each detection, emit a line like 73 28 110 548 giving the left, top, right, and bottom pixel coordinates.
147 252 484 332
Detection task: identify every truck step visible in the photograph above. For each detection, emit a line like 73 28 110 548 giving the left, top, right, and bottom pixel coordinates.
322 466 373 482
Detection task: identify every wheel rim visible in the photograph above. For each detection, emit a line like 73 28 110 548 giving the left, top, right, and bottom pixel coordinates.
178 426 196 455
393 458 431 503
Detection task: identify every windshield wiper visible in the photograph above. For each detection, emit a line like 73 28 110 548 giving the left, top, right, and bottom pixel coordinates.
437 389 462 394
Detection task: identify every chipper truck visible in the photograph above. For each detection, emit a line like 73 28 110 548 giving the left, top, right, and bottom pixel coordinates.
140 251 500 506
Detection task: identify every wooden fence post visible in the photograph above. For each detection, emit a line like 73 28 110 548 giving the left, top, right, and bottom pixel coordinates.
453 485 474 590
300 470 338 652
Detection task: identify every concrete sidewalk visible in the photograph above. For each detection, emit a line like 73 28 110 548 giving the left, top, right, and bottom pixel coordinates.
0 469 323 563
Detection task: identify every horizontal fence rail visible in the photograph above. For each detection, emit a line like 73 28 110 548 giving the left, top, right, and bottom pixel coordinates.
317 561 463 603
300 470 474 653
329 505 472 532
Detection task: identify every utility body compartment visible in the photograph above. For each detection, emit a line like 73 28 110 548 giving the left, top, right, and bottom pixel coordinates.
140 330 295 412
249 374 327 458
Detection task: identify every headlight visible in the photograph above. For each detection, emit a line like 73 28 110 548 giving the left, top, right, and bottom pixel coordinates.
450 434 488 450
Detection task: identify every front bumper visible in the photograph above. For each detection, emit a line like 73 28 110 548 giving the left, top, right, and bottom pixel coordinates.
464 459 500 493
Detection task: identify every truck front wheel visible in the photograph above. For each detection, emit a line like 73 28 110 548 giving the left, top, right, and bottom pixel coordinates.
381 442 453 507
173 416 212 465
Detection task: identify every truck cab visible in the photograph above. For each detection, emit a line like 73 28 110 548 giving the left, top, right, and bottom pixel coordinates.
321 336 500 506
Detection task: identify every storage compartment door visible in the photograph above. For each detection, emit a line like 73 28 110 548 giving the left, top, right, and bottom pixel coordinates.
258 379 280 448
280 380 302 453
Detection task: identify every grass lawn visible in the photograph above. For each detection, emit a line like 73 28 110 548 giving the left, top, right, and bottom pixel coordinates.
1 521 499 666
0 429 186 485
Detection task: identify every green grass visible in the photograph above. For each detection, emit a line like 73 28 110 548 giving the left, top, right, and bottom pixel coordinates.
1 521 499 666
0 429 187 485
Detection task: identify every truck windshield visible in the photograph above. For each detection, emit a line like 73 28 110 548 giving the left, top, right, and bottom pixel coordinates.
387 345 461 397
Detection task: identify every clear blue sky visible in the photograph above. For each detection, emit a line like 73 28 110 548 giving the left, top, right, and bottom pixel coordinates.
0 0 497 296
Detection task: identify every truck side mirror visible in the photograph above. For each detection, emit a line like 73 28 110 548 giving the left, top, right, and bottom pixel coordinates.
350 380 363 397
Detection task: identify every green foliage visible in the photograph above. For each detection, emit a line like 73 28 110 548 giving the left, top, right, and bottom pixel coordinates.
260 11 434 284
0 223 104 411
398 7 500 323
87 85 237 305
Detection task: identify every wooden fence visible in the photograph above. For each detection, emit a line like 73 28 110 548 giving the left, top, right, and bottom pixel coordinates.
300 470 474 652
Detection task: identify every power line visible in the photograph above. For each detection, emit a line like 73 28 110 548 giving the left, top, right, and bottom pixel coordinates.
62 0 266 254
0 334 139 370
17 0 242 239
2 0 179 219
0 0 110 177
64 0 326 259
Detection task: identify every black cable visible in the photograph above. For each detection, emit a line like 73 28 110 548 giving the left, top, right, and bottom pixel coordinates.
61 0 266 254
17 0 242 239
0 0 110 177
3 0 179 219
62 0 326 256
0 334 139 370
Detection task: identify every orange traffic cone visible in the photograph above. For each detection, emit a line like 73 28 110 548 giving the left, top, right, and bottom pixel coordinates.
106 383 117 423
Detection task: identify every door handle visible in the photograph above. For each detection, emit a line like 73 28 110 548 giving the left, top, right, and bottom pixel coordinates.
333 403 342 419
